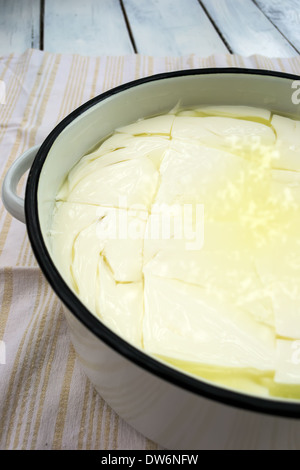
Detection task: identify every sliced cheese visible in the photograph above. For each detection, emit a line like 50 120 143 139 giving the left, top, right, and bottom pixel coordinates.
271 114 300 171
117 114 175 135
144 249 274 328
171 116 276 150
155 140 249 219
96 257 144 347
50 202 100 288
143 273 275 370
178 105 271 121
61 135 170 196
274 339 300 385
51 108 300 400
256 241 300 339
66 157 159 210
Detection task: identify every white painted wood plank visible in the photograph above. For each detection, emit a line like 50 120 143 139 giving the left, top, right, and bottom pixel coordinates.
0 0 40 55
122 0 228 55
201 0 297 57
44 0 133 55
254 0 300 53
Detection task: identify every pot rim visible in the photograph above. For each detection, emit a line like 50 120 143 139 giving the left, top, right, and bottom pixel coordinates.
25 67 300 419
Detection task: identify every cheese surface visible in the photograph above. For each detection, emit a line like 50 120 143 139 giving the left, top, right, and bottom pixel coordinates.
51 106 300 399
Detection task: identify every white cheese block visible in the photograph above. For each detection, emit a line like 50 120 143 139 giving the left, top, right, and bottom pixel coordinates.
255 242 300 339
271 114 300 144
62 135 170 196
271 114 300 171
71 220 104 313
143 273 275 370
177 105 271 121
96 257 144 347
144 249 274 328
66 156 159 210
155 140 249 217
143 203 204 263
270 169 300 208
50 202 100 289
171 116 276 150
275 339 300 385
51 202 147 296
117 114 175 135
51 109 300 399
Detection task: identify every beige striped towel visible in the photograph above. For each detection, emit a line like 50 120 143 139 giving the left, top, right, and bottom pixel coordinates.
1 50 300 450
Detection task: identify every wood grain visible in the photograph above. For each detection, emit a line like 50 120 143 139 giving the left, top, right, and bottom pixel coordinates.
254 0 300 53
0 0 41 55
201 0 298 57
122 0 228 55
43 0 134 55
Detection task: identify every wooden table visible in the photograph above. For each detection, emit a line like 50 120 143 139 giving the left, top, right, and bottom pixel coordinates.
1 0 300 58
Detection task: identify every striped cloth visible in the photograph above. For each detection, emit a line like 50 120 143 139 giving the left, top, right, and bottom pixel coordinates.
0 49 300 450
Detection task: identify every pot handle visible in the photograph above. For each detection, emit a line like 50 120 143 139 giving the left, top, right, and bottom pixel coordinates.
2 145 40 224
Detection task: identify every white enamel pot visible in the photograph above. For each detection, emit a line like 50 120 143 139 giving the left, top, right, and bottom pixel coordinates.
3 69 300 450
